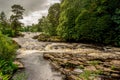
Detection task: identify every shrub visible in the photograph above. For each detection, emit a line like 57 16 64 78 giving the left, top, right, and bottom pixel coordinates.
0 32 17 61
0 32 18 79
0 60 17 75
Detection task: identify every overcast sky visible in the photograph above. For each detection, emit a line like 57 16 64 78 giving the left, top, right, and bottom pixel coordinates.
0 0 60 26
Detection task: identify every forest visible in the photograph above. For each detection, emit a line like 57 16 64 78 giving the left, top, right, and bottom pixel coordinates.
0 0 120 80
24 0 120 46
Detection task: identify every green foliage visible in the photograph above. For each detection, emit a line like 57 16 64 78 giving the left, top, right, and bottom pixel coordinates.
0 32 17 60
57 0 81 40
0 12 14 36
57 0 120 46
20 24 42 32
47 3 60 35
10 4 25 35
36 3 60 36
37 33 62 42
0 72 10 80
0 32 18 79
110 65 117 70
93 70 103 75
77 65 84 69
0 5 25 37
79 70 92 80
38 16 53 35
112 8 120 46
79 70 103 80
0 60 17 75
88 60 101 66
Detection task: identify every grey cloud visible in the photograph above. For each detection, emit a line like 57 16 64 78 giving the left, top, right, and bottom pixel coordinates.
0 0 56 16
0 0 60 25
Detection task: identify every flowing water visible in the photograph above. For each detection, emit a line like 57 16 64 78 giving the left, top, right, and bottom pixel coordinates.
13 32 63 80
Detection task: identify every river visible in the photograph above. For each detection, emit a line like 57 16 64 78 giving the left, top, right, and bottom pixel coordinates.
13 32 63 80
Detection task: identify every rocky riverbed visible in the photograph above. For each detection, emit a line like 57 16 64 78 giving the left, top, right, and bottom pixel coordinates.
43 43 120 80
13 32 120 80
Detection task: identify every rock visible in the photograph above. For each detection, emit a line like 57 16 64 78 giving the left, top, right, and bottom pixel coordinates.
64 54 71 58
95 65 104 70
43 53 54 60
84 66 97 71
111 73 120 78
68 60 81 66
54 58 64 62
67 75 80 80
92 77 101 80
51 62 60 69
110 60 120 67
59 68 65 74
103 67 113 74
73 69 83 75
62 59 68 64
78 57 87 62
52 53 63 58
63 69 71 75
13 61 24 69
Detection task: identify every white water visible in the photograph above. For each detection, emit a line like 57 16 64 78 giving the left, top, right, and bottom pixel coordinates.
13 32 63 80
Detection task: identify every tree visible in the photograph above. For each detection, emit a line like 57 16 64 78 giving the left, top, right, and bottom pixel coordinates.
0 12 7 23
57 0 82 41
0 12 7 29
10 4 25 34
74 0 120 44
0 11 10 34
47 3 60 35
57 0 120 46
38 16 52 35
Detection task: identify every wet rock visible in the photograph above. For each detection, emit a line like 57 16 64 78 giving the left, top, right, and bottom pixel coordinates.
63 69 72 75
110 60 120 67
67 60 81 66
111 73 120 78
85 66 97 71
51 62 60 69
92 77 101 80
13 61 24 69
43 53 54 60
51 53 63 58
64 54 71 58
67 75 80 80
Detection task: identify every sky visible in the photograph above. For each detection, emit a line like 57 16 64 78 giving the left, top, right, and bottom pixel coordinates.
0 0 60 26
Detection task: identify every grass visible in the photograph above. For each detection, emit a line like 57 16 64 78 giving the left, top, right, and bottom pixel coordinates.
111 65 117 70
88 60 101 66
79 70 92 80
0 71 10 80
77 65 84 69
79 70 103 80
